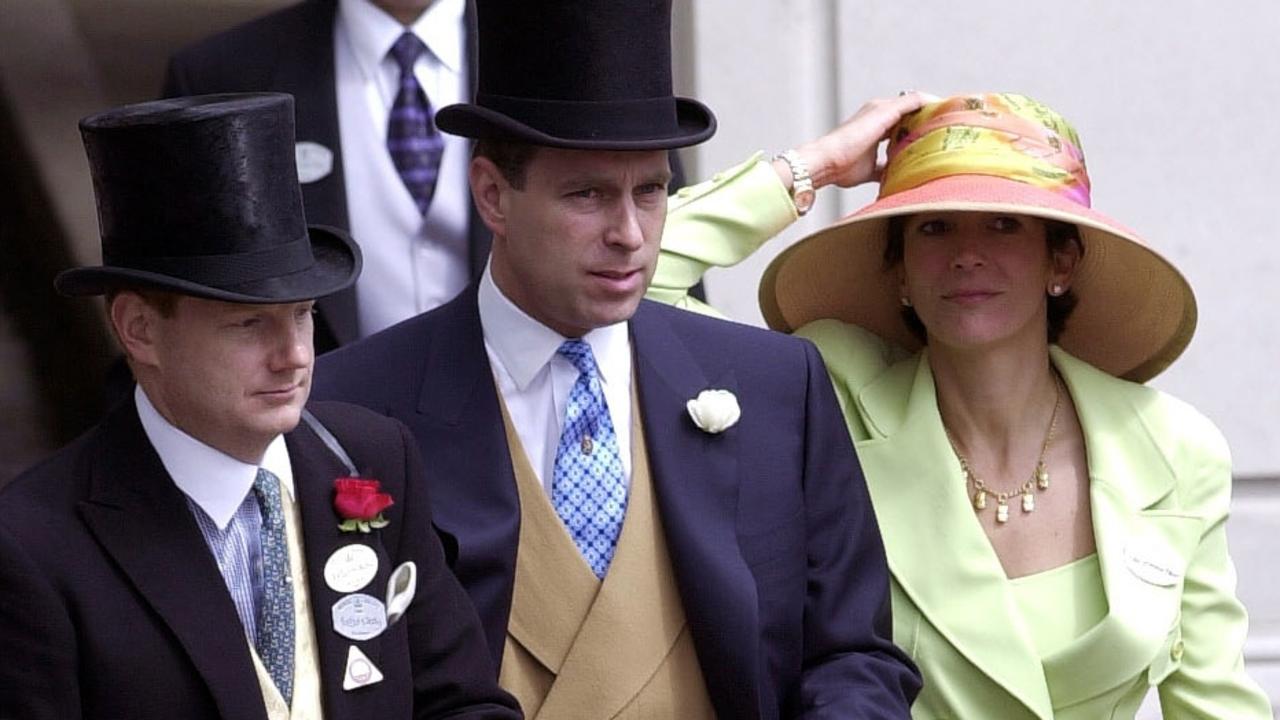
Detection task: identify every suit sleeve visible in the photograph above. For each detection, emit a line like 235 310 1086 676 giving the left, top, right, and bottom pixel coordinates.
0 521 82 720
794 340 922 718
647 153 796 316
1156 411 1273 718
391 420 524 720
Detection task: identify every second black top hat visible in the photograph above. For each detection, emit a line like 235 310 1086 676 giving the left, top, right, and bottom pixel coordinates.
56 93 360 303
435 0 716 150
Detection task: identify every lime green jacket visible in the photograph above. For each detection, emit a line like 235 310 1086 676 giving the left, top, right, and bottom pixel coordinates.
651 157 1273 719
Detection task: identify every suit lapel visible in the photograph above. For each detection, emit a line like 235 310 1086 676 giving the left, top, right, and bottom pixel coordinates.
407 288 521 667
288 418 398 717
78 403 268 720
272 0 346 232
629 302 760 720
854 353 1055 719
270 0 358 343
1040 349 1202 707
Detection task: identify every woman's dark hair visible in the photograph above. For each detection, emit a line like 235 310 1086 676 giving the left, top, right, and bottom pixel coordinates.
882 214 1081 344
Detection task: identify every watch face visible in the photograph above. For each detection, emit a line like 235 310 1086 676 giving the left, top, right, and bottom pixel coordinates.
793 187 816 214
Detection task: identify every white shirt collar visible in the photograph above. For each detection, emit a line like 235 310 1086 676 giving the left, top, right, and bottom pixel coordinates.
134 385 295 530
477 262 631 389
339 0 465 77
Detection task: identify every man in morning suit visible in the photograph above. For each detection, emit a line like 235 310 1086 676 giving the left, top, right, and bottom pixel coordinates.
0 94 520 720
313 1 922 717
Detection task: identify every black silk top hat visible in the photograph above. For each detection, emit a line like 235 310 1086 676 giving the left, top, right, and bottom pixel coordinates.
434 0 716 150
55 93 361 303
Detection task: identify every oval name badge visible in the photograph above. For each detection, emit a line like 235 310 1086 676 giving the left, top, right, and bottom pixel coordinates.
332 593 388 641
295 141 334 184
1123 539 1184 587
324 544 379 593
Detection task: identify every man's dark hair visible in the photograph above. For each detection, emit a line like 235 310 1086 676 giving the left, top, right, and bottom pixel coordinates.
882 215 1081 344
473 139 539 190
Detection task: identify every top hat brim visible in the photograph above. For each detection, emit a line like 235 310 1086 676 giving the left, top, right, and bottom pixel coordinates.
435 96 716 150
54 224 362 304
759 174 1197 383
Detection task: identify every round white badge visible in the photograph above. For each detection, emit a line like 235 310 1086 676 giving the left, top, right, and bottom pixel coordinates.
324 544 379 593
332 593 388 641
294 141 334 184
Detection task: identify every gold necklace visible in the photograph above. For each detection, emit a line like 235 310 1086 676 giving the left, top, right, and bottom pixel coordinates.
943 374 1063 524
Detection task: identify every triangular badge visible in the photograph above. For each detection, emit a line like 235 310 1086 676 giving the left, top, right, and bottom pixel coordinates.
342 644 384 691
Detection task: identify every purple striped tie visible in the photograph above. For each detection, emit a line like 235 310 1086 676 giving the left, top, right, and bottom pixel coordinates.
387 32 445 215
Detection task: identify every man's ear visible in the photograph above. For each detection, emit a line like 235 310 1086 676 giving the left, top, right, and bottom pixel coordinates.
469 156 510 239
109 292 162 369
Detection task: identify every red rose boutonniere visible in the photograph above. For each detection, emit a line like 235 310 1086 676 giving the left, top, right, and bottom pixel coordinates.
333 478 394 533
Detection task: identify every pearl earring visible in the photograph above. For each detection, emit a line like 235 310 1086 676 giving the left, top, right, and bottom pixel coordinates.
1049 283 1064 297
900 296 912 308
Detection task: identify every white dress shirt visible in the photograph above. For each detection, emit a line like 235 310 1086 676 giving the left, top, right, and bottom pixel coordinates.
135 385 296 641
335 0 471 338
477 264 634 494
135 385 295 526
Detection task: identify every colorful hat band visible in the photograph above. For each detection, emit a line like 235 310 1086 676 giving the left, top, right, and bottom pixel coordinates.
878 96 1092 207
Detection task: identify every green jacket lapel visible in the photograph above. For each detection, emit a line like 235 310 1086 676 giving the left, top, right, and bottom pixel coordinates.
1042 349 1202 706
855 352 1055 719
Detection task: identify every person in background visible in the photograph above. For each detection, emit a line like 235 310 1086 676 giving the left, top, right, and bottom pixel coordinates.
649 91 1273 719
164 0 692 352
164 0 485 351
0 93 520 720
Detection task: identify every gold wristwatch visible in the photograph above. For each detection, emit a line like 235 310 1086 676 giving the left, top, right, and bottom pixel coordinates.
775 149 815 216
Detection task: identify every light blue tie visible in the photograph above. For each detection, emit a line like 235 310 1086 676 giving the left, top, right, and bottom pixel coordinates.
552 340 627 578
252 468 294 705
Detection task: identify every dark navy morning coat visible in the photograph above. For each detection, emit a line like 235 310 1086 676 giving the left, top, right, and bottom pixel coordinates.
314 289 922 719
0 400 520 720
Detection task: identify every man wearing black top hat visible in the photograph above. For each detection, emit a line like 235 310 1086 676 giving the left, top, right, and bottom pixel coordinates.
314 1 922 717
0 94 520 720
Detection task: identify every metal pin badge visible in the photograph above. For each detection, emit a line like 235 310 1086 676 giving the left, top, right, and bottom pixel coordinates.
324 544 379 593
332 593 388 641
342 645 384 691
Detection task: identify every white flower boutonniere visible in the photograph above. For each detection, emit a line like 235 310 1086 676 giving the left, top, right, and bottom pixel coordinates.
686 389 741 434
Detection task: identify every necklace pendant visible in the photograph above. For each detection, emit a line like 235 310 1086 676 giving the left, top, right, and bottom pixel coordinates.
1022 490 1035 513
972 490 987 511
581 434 593 455
1036 463 1050 490
995 500 1009 523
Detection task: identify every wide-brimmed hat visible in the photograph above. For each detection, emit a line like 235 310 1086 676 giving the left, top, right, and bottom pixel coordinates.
56 93 361 303
434 0 715 150
760 93 1195 382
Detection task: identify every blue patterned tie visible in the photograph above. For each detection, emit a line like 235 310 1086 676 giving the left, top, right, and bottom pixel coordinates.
252 468 294 705
387 32 445 215
552 340 628 578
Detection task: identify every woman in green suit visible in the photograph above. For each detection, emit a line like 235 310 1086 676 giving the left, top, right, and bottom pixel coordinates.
651 93 1272 718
